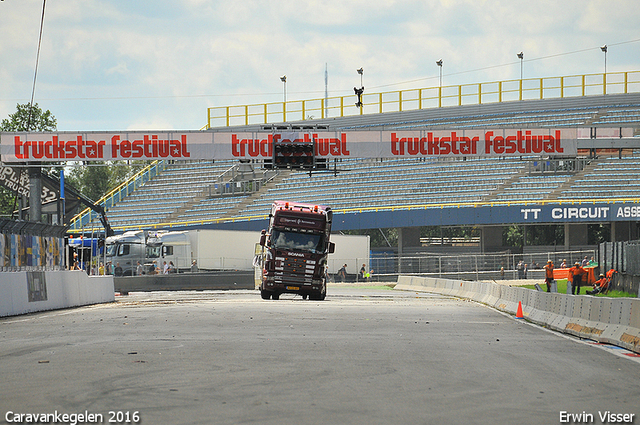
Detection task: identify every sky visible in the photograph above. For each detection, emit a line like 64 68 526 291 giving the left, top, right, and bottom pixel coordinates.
1 0 639 132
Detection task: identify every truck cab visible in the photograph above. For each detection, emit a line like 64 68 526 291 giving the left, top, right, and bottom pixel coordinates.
105 230 160 275
259 201 334 300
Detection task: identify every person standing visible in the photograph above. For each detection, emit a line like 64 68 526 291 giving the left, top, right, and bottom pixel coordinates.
569 262 587 295
517 260 525 279
359 264 366 282
543 260 555 292
337 264 347 282
114 262 123 277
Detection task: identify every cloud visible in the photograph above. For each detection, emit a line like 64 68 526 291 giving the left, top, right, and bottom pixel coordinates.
0 0 639 131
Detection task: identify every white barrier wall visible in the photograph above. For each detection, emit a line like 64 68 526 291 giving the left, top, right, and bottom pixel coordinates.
0 271 114 317
396 276 640 354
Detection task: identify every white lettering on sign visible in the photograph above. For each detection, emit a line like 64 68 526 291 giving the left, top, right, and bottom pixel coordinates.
521 208 542 220
551 207 609 220
616 206 640 218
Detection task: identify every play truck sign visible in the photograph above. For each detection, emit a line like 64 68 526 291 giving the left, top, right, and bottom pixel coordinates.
0 129 578 163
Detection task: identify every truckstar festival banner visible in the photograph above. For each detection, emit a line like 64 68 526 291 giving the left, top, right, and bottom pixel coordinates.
0 129 578 163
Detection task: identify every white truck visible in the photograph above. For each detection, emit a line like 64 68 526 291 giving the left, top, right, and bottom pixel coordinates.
106 229 369 276
105 230 161 275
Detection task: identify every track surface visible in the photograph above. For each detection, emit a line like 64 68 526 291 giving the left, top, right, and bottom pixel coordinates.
1 287 639 425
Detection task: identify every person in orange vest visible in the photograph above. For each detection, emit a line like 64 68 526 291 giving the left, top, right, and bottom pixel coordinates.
569 262 588 295
586 274 608 295
543 260 555 292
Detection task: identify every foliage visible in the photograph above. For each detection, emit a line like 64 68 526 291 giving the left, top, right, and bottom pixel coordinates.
503 225 564 248
66 162 150 203
421 226 480 240
0 103 58 217
340 228 398 248
0 188 16 218
1 103 57 132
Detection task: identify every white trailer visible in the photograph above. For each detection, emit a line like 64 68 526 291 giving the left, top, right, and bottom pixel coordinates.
324 234 370 275
111 229 369 275
186 229 258 271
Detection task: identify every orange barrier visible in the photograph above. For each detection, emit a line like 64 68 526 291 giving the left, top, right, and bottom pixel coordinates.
553 267 596 284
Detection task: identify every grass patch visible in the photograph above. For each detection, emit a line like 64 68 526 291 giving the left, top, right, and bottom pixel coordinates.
522 279 636 298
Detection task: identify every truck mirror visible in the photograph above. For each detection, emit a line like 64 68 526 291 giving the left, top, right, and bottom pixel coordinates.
259 230 267 247
328 242 335 254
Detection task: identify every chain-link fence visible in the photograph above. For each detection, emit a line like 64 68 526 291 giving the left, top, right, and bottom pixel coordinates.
368 249 596 281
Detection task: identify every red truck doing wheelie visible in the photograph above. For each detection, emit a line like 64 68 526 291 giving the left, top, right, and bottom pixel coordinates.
259 201 335 300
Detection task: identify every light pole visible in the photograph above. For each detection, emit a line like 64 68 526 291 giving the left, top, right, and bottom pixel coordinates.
517 52 524 80
355 68 364 110
601 45 607 95
280 75 287 103
436 59 443 87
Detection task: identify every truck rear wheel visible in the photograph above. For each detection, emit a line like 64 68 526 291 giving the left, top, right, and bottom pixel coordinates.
309 291 326 301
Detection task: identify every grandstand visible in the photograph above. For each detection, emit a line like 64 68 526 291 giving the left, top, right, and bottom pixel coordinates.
70 84 640 249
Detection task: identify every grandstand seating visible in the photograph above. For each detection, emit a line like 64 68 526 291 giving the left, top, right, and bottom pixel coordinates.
558 158 640 200
83 92 640 231
104 160 242 228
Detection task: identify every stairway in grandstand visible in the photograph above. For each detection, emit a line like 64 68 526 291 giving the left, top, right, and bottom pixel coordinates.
102 160 278 229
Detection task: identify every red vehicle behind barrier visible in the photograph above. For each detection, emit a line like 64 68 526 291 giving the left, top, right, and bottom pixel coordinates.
259 201 334 300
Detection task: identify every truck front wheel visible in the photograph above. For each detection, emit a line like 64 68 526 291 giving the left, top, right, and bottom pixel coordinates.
260 290 271 300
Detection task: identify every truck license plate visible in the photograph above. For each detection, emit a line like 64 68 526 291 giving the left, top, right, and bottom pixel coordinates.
286 286 299 291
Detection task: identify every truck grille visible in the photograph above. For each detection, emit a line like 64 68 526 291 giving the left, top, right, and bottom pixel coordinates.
274 256 316 285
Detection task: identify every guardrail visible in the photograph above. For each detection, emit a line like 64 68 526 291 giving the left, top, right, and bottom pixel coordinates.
82 195 640 234
395 275 640 353
68 160 166 232
206 71 640 128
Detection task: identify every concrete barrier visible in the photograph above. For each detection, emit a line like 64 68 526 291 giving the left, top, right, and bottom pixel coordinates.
0 271 114 317
113 271 255 294
395 275 640 354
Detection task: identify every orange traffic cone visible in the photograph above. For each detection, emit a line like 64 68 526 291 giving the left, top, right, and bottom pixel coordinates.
515 301 524 319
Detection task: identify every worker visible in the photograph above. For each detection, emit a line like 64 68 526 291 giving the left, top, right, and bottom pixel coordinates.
543 260 555 292
569 262 588 295
586 274 607 295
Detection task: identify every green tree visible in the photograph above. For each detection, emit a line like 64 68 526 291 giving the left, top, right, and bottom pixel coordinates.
1 102 57 131
66 161 150 204
0 103 58 216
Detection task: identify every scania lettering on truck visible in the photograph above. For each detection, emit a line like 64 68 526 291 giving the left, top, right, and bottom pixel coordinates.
259 201 335 300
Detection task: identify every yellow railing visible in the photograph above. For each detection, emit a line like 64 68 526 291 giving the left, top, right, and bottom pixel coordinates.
68 160 165 231
92 196 640 233
206 71 640 129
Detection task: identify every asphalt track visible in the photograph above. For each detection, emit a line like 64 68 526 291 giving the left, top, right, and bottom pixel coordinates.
1 286 639 425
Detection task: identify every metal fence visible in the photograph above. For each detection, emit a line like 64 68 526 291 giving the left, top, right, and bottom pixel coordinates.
599 241 640 275
369 249 596 281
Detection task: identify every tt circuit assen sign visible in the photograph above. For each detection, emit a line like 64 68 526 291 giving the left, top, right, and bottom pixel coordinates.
0 129 577 163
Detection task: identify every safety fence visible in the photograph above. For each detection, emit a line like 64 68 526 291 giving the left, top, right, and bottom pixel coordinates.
395 275 640 353
206 71 640 128
370 250 596 280
600 240 640 276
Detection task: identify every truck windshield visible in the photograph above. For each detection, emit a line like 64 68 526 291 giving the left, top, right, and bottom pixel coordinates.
271 229 325 253
146 246 161 258
105 244 117 257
